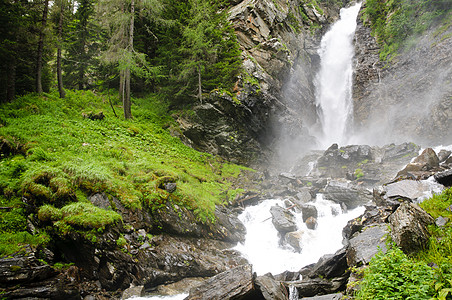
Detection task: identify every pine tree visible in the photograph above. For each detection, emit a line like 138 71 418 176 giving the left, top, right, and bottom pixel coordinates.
98 0 164 119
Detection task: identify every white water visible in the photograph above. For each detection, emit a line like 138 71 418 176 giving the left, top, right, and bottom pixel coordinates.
234 197 365 275
316 3 362 148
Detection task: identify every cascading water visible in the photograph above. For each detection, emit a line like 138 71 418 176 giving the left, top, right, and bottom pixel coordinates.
234 196 365 275
316 3 362 148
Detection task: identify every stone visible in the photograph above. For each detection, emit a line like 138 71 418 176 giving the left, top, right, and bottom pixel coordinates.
156 277 205 295
89 193 112 209
308 247 348 279
305 217 318 230
435 169 452 187
185 264 259 300
389 202 435 255
323 180 373 209
301 293 344 300
164 182 177 193
437 150 451 163
382 180 444 203
270 205 297 233
346 225 388 266
255 273 287 300
413 148 440 170
285 231 304 252
290 277 347 298
301 204 318 222
435 216 449 227
296 188 313 203
121 286 144 300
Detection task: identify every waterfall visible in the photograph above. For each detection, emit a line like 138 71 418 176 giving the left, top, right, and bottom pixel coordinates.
316 3 362 148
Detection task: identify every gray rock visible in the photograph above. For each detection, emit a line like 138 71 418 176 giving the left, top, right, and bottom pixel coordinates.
301 204 318 222
301 293 344 300
436 216 449 227
121 286 144 299
413 148 440 170
185 264 258 300
308 247 348 279
270 205 297 233
383 180 444 203
296 188 313 203
389 202 435 254
438 150 452 163
290 277 347 298
305 216 318 230
255 273 287 300
435 169 452 187
285 231 304 252
323 180 373 209
346 224 388 266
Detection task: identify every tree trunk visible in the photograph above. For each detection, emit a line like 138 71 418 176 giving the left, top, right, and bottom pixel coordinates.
57 0 66 98
123 0 134 119
36 0 49 93
198 63 202 103
6 58 16 102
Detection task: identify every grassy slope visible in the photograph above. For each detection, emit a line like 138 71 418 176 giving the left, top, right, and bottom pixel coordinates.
0 90 250 256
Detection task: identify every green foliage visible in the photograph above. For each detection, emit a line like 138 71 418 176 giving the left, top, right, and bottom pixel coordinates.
362 0 451 60
0 232 50 257
357 188 452 299
0 90 249 236
356 246 435 299
354 168 364 179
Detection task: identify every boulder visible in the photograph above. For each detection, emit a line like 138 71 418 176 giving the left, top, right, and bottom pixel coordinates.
323 180 373 209
435 169 452 187
296 188 313 204
346 225 388 266
413 148 440 170
437 150 451 163
374 180 444 207
305 217 318 230
389 202 435 255
290 277 347 298
156 277 206 295
255 273 288 300
270 205 297 234
121 286 144 299
301 204 318 222
185 264 259 300
285 231 304 252
342 206 392 243
301 293 344 300
435 216 449 227
308 247 348 279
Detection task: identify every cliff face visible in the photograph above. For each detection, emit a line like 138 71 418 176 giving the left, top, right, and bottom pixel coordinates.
177 0 346 165
352 6 452 146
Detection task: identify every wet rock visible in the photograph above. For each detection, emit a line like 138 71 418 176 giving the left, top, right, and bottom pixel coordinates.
389 202 435 255
323 180 373 209
255 273 288 300
121 285 144 299
290 277 347 298
308 247 348 279
285 231 303 252
301 204 318 222
295 188 313 204
305 217 318 230
413 148 440 170
346 224 388 266
435 169 452 187
301 293 344 300
156 277 205 295
270 205 297 234
374 180 444 207
185 264 259 300
438 150 452 163
274 271 300 282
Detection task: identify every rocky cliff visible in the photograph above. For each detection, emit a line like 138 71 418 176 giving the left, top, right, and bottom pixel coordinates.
352 4 452 146
176 0 348 166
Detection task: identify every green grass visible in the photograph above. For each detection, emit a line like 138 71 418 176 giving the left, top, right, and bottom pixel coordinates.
355 188 452 299
0 89 251 255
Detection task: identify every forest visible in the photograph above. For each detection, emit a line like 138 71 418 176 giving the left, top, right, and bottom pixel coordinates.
0 0 242 117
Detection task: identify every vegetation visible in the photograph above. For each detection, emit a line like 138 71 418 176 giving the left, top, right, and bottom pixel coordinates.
0 0 242 117
355 188 452 299
0 90 250 256
362 0 451 61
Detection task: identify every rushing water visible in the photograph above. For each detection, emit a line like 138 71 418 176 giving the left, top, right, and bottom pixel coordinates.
316 3 362 148
234 197 365 275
